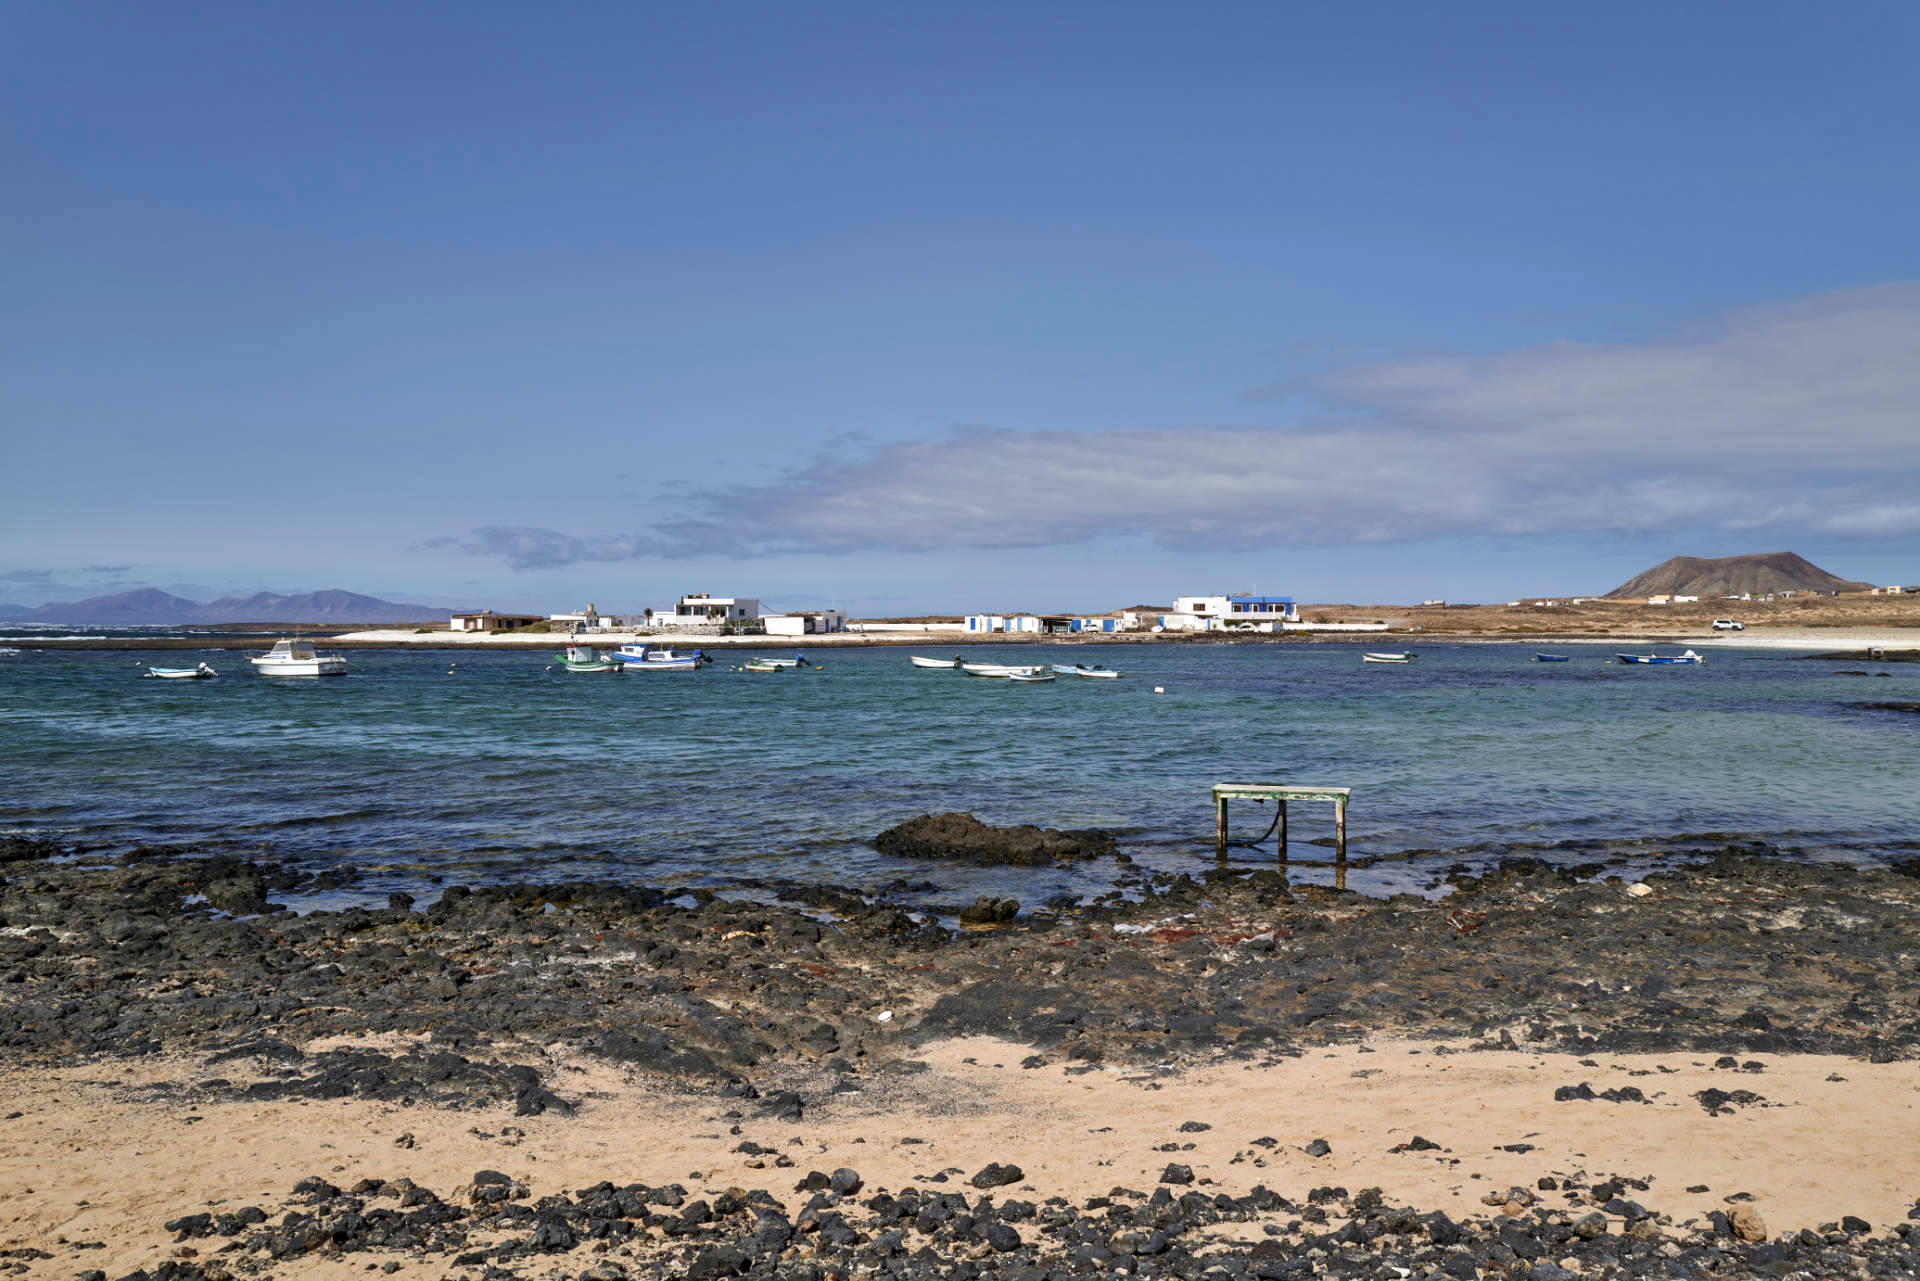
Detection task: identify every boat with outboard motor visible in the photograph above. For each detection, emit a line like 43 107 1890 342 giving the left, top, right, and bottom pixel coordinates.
553 644 621 673
250 639 347 677
1617 650 1704 665
614 644 709 672
1050 663 1121 679
961 662 1045 678
146 662 217 679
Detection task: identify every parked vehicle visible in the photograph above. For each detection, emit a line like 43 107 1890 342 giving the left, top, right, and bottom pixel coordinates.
1712 619 1745 630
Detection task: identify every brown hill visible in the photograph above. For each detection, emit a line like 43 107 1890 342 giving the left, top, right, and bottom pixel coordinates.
1604 552 1871 600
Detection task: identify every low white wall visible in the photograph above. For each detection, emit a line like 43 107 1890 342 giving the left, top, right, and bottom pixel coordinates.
1281 621 1392 632
848 622 968 633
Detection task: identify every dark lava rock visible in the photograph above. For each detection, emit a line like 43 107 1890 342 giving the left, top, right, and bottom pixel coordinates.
874 812 1117 865
970 1162 1025 1189
1695 1087 1766 1115
957 896 1022 926
1159 1163 1194 1185
984 1222 1022 1251
1304 1138 1331 1157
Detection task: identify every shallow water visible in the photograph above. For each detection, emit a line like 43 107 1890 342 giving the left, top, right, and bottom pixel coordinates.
3 642 1916 905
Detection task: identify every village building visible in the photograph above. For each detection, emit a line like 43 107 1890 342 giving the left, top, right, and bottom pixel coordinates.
549 604 616 631
763 609 849 636
658 593 763 628
1157 594 1298 631
449 610 545 633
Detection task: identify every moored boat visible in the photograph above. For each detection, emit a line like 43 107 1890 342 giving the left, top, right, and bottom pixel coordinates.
554 644 621 673
1006 671 1057 682
614 643 707 672
146 662 217 679
1533 653 1571 663
962 662 1044 677
1362 652 1413 664
1050 663 1122 678
1617 650 1704 665
250 639 347 677
741 660 783 673
909 655 963 670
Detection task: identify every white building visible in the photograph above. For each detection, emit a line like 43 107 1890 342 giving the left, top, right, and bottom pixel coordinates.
763 609 848 636
1158 593 1298 631
549 604 616 631
660 593 762 628
450 610 544 633
966 614 1007 633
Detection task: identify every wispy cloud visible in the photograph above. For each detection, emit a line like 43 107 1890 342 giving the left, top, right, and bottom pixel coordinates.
431 283 1920 568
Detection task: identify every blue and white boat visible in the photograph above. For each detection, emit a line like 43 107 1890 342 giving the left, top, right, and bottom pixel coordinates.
615 643 708 672
1617 649 1704 665
1533 653 1571 663
1050 663 1122 679
146 662 217 679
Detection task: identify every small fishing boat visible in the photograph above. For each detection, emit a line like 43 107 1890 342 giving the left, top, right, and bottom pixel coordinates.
250 639 348 677
614 643 706 672
146 662 217 679
741 660 784 673
554 644 621 673
1050 663 1122 679
910 655 963 670
1006 671 1056 682
1533 653 1571 663
1362 652 1414 664
1617 650 1704 665
962 662 1044 677
754 654 809 668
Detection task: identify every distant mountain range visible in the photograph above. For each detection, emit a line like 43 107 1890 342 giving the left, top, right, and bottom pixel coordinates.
1604 552 1871 600
0 588 448 626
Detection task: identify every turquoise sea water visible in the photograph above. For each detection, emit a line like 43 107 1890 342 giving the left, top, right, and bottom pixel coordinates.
2 641 1917 905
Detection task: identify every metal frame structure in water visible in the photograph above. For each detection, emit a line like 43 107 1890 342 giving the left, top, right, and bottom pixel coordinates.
1212 782 1352 887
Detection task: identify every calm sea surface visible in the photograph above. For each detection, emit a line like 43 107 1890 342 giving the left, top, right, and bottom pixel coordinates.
3 640 1917 906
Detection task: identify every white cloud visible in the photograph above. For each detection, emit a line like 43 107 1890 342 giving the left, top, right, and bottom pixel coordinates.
434 283 1920 566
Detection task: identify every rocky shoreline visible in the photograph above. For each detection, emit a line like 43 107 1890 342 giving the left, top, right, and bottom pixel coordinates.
5 833 1920 1277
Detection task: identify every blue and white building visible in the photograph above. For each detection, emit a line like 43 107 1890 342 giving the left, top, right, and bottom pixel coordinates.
1159 594 1298 631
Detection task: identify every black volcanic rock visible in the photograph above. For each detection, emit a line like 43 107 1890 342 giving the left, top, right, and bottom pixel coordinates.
874 812 1116 865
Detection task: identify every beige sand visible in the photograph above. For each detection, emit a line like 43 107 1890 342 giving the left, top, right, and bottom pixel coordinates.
2 1038 1916 1277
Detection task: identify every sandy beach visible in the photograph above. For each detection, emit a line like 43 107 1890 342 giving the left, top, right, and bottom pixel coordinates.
3 837 1920 1277
3 1038 1917 1279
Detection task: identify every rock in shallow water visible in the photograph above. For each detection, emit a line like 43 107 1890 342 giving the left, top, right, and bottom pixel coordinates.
874 811 1116 865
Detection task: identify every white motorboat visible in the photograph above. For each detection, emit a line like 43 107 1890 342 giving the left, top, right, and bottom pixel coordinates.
249 639 347 677
1362 652 1414 664
961 663 1044 677
614 643 706 672
146 662 217 679
910 655 963 670
1051 663 1121 679
1006 671 1056 682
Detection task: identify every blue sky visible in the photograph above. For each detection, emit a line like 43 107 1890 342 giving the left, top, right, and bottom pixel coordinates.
5 2 1918 613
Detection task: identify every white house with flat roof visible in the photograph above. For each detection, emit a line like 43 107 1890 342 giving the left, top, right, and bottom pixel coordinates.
450 610 544 633
1158 593 1297 631
661 593 762 627
549 604 616 631
763 609 848 636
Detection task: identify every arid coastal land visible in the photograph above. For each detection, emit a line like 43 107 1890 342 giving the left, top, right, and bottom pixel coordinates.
4 834 1919 1280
